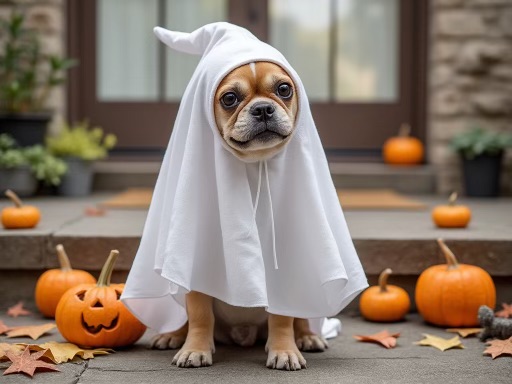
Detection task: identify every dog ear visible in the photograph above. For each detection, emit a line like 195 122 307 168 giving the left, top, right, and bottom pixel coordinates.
478 305 494 326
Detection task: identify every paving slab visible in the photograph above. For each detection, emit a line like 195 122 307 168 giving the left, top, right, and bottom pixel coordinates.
0 312 510 384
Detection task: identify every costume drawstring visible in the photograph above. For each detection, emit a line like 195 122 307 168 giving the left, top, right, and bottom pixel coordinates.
253 160 278 270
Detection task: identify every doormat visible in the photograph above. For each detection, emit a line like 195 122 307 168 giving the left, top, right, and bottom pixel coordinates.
101 188 426 211
337 189 426 210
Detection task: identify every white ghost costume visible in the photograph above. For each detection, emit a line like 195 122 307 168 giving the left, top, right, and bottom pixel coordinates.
121 22 368 339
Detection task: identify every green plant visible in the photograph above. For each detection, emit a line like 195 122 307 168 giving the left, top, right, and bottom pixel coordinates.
47 121 117 161
0 12 77 113
0 133 67 185
451 128 512 160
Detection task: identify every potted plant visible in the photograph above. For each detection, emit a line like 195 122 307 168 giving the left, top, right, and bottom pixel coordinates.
0 12 77 146
451 127 512 197
0 134 67 196
47 121 117 196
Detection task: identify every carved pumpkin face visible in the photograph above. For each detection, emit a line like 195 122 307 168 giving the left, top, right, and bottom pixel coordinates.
55 250 146 348
56 283 146 348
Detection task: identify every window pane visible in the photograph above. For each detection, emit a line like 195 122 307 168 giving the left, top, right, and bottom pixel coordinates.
165 0 228 101
335 0 398 101
269 0 330 101
97 0 159 101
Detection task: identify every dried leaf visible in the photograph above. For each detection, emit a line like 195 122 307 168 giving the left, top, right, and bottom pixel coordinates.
353 330 400 349
0 343 25 362
414 334 464 352
6 323 56 340
483 337 512 359
20 341 114 364
446 328 483 338
3 347 60 377
0 320 12 334
495 303 512 319
7 302 32 318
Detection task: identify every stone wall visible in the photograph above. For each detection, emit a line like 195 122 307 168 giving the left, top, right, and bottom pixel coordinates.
429 0 512 194
0 0 65 121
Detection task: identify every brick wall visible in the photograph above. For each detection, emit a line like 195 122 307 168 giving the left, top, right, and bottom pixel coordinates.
0 0 65 122
429 0 512 194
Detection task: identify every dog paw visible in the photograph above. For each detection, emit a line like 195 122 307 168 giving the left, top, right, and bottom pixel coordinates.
172 349 213 368
296 334 328 352
151 332 187 350
266 349 306 371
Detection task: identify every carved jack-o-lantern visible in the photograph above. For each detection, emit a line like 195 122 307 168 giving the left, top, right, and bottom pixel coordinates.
55 250 146 348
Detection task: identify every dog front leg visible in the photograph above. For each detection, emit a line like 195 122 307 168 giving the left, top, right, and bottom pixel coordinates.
265 314 307 370
172 291 215 368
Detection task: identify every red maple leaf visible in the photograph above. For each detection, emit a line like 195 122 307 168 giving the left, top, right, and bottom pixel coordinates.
7 302 32 318
3 347 59 377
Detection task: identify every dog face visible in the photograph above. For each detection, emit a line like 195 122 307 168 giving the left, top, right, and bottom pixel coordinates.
214 62 299 160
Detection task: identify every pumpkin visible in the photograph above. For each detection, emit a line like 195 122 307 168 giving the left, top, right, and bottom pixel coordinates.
359 268 411 322
432 192 471 228
1 189 41 229
35 244 96 318
415 238 496 327
55 250 146 348
383 123 424 165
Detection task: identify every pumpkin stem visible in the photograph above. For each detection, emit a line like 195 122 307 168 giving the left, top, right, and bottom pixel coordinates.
378 268 392 292
398 123 411 137
97 250 119 287
437 238 459 270
5 189 23 208
56 244 72 271
448 191 458 206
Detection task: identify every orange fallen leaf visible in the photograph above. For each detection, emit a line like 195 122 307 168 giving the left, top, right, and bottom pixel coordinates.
354 330 400 349
446 328 483 338
7 301 32 318
0 343 25 362
483 337 512 359
3 346 59 377
495 303 512 319
0 320 12 334
84 206 106 216
6 323 56 340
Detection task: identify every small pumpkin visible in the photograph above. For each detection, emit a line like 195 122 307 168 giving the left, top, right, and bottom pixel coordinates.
55 250 146 348
1 189 41 229
359 268 411 322
415 238 496 327
432 192 471 228
35 244 96 318
383 123 424 165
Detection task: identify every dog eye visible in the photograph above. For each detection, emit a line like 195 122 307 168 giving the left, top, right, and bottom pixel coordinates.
221 92 239 108
276 83 293 99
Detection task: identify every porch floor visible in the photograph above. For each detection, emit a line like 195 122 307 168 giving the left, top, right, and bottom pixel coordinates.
0 311 510 383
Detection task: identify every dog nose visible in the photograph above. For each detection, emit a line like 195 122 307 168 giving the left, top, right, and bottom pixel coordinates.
250 102 275 121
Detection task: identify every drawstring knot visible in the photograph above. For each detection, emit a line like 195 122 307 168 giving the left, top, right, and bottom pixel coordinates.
253 160 278 270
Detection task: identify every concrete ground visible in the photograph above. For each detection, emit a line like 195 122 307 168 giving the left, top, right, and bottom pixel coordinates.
0 312 510 384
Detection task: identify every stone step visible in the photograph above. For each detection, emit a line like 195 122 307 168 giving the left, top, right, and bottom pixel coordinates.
93 161 437 194
1 194 511 309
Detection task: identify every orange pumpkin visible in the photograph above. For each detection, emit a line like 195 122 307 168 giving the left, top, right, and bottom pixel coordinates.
359 268 411 322
415 239 496 327
35 244 96 318
383 123 424 165
55 250 146 348
432 192 471 228
1 189 41 229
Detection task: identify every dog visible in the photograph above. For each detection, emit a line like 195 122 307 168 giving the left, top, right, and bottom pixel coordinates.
150 62 327 370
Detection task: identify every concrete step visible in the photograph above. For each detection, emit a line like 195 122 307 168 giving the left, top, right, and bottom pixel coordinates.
0 194 511 310
93 161 437 194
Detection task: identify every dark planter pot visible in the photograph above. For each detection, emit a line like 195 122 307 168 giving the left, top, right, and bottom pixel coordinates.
462 152 503 197
0 166 38 197
0 112 52 147
58 157 94 196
